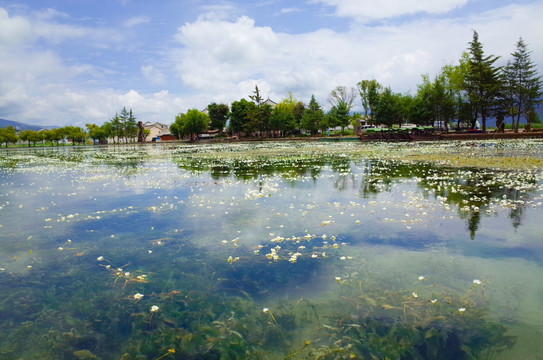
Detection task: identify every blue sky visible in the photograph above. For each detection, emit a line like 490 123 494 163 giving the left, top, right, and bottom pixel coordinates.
1 0 542 127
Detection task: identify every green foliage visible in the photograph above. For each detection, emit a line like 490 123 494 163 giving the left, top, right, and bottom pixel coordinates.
63 125 87 145
0 126 17 147
229 98 257 136
301 95 325 135
374 88 404 128
207 103 230 132
172 109 209 141
502 37 542 132
327 101 350 134
86 123 108 143
270 93 303 136
101 107 138 143
19 129 44 146
464 31 502 131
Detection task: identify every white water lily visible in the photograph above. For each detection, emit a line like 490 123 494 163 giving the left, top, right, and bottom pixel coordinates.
134 293 144 300
150 305 159 312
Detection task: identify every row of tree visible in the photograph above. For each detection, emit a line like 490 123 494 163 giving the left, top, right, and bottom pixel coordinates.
87 107 140 144
0 125 88 147
2 32 540 147
171 31 541 139
0 107 141 147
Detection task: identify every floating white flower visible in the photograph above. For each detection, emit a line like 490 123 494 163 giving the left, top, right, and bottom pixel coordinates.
430 299 438 304
57 247 64 251
418 275 425 281
473 279 481 285
262 307 269 313
458 307 466 312
134 293 144 300
150 305 159 312
97 256 104 261
412 292 418 298
335 276 341 282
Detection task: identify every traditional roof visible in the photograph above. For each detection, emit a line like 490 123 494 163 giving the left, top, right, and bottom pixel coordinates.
262 98 277 107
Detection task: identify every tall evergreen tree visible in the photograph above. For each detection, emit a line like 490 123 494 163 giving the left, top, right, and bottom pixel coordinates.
502 37 542 132
301 95 325 136
464 31 501 131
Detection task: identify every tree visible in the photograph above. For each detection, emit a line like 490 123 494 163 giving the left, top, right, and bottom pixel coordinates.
173 109 209 141
301 95 325 136
292 101 306 132
269 93 302 136
106 114 123 143
249 85 264 106
357 80 382 125
86 124 108 144
169 119 185 139
502 37 542 132
0 126 17 147
42 128 63 146
375 87 403 128
246 104 272 136
64 126 87 145
125 109 138 142
229 99 256 136
270 104 295 136
329 86 357 111
464 31 502 131
328 101 351 134
441 56 473 130
19 130 43 146
207 103 230 133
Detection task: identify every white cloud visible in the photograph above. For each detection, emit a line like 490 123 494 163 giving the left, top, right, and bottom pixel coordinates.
314 0 469 21
141 65 166 85
280 8 301 14
0 8 34 46
1 2 542 128
123 16 150 28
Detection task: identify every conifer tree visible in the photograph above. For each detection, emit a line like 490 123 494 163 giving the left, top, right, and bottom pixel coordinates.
502 37 542 132
464 31 501 131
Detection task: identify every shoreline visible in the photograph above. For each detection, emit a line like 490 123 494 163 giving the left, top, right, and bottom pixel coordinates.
2 130 543 149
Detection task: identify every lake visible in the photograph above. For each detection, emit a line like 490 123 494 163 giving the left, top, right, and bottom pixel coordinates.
0 140 542 359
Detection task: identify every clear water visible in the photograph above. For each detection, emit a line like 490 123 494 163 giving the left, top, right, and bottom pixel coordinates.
0 141 542 359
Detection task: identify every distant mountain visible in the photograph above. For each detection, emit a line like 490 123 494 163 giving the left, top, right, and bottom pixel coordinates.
0 118 45 131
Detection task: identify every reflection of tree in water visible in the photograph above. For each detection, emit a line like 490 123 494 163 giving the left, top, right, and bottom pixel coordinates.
356 159 538 238
175 154 539 237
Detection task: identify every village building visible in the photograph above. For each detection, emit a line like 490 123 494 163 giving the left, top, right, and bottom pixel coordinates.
142 121 172 142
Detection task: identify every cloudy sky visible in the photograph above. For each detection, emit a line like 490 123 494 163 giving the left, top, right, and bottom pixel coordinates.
1 0 542 128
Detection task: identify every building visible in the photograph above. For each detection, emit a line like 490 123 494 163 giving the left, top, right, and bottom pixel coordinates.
262 98 277 107
142 122 171 141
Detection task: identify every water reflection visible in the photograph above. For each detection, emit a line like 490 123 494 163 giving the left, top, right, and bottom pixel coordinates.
0 142 542 359
175 154 540 238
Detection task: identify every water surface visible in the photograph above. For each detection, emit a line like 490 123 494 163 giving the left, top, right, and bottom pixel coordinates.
1 141 542 359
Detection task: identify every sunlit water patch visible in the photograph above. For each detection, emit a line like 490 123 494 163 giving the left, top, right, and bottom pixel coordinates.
0 141 542 359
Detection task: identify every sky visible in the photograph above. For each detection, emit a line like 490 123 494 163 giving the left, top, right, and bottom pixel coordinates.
1 0 542 128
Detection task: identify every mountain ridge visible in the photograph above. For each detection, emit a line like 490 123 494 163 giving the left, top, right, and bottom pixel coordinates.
0 118 49 131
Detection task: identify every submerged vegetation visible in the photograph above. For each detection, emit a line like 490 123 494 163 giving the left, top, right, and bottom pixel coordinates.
0 140 542 359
